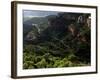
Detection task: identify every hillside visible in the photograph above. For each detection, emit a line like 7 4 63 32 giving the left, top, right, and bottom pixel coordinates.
23 12 91 69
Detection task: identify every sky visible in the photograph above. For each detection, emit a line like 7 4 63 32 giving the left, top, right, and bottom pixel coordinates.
23 10 59 18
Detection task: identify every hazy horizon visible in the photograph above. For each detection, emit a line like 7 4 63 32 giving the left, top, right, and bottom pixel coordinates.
23 10 59 18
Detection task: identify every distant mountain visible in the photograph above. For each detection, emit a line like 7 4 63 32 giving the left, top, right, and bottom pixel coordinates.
24 17 48 25
46 15 57 19
23 17 32 22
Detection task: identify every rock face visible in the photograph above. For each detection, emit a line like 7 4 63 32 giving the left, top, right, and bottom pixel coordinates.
25 31 36 41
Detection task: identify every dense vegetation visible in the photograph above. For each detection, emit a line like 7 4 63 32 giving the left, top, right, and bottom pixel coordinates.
23 12 91 69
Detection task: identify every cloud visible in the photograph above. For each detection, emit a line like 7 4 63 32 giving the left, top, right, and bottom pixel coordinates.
23 10 59 17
